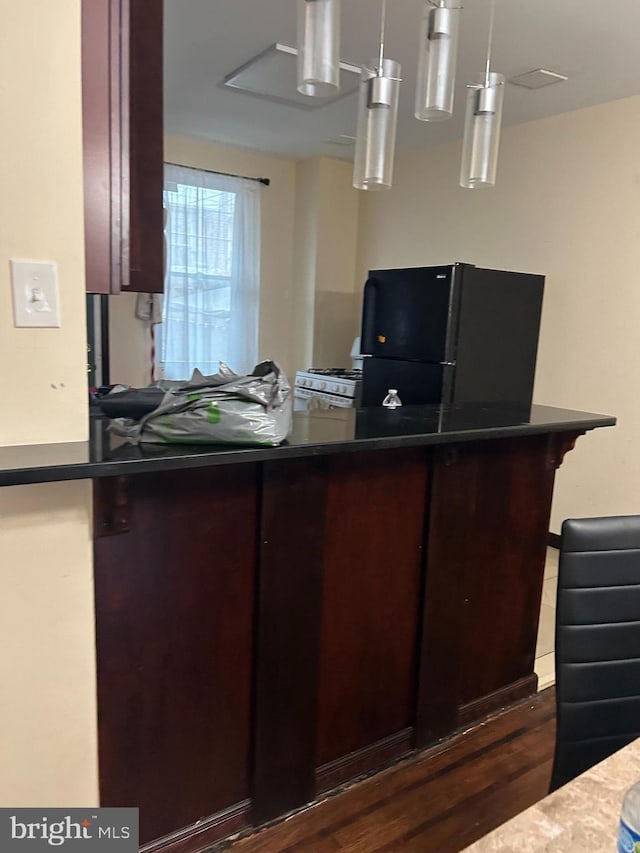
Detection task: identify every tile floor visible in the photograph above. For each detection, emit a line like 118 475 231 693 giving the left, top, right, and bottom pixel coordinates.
535 547 559 690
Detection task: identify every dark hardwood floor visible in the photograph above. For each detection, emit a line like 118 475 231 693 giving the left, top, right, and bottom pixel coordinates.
216 689 556 853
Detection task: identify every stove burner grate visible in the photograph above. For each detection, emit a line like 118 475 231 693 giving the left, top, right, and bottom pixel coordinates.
307 368 362 380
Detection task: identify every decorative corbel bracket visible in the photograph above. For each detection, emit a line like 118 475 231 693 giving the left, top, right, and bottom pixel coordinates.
547 430 586 471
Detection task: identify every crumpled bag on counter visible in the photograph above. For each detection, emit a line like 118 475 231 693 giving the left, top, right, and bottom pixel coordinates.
109 361 292 446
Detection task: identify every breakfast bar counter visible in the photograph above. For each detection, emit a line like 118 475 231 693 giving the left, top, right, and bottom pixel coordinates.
0 402 615 486
0 403 615 850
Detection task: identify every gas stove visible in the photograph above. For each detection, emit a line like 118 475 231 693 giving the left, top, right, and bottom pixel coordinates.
294 368 362 409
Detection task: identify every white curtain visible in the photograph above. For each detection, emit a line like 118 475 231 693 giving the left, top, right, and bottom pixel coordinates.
161 163 261 379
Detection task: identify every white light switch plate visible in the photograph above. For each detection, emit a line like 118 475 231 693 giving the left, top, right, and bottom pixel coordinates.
10 260 61 328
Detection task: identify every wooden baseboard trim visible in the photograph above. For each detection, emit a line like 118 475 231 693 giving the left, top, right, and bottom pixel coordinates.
140 800 251 853
548 532 561 549
315 727 414 794
457 675 539 729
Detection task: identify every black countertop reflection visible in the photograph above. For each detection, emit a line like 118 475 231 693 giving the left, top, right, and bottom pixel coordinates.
0 403 616 487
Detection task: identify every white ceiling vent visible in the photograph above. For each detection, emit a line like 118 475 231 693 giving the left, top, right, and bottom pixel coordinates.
223 44 361 110
509 69 569 90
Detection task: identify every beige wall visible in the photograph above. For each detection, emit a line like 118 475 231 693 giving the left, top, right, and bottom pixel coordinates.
313 158 361 368
357 95 640 531
292 157 361 369
291 158 321 372
0 3 88 446
0 0 98 806
109 294 156 388
0 481 96 806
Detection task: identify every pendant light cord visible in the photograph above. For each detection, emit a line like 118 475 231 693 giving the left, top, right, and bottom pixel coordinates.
378 0 387 72
485 0 497 86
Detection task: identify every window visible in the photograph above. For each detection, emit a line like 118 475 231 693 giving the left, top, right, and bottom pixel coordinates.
161 164 261 380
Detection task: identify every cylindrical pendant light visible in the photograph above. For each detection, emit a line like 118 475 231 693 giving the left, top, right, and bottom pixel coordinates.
459 71 504 188
460 0 505 188
415 0 462 122
297 0 341 97
353 0 401 191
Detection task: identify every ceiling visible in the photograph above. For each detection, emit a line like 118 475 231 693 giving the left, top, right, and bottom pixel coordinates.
164 0 640 160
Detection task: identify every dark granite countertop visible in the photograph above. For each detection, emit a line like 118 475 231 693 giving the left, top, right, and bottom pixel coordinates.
0 403 616 487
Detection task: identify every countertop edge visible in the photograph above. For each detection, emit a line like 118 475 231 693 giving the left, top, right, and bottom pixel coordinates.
0 415 616 488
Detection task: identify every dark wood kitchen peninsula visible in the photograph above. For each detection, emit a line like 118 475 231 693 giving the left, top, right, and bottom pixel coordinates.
0 404 615 850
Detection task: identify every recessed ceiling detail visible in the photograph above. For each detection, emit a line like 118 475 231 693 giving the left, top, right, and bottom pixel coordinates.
325 134 357 146
223 43 361 110
509 68 569 90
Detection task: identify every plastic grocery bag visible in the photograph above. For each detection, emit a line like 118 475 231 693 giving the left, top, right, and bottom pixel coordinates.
109 361 292 446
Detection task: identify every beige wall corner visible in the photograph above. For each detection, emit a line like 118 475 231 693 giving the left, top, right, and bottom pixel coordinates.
293 156 361 370
292 157 321 372
356 95 640 531
0 0 98 809
313 158 361 367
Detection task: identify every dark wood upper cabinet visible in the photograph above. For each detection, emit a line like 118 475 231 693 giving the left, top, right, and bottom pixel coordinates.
82 0 164 294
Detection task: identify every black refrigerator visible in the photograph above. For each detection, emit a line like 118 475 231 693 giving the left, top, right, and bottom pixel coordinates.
360 263 545 408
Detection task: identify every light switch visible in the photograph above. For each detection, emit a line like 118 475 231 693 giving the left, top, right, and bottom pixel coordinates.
10 260 61 328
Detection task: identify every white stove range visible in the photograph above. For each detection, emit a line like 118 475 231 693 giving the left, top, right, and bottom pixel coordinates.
294 368 362 409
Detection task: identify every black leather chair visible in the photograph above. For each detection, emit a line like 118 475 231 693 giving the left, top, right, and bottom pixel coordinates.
551 515 640 790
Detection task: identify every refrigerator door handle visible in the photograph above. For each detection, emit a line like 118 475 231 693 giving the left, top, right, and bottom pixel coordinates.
361 277 378 354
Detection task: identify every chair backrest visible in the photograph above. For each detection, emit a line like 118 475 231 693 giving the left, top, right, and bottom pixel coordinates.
551 515 640 790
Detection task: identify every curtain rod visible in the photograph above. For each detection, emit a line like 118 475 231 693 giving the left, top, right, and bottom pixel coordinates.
165 161 271 187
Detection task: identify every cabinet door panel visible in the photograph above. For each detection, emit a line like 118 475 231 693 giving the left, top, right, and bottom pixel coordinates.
416 437 558 745
82 0 126 294
94 466 258 844
253 457 327 824
128 0 164 293
82 0 163 294
316 449 428 767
